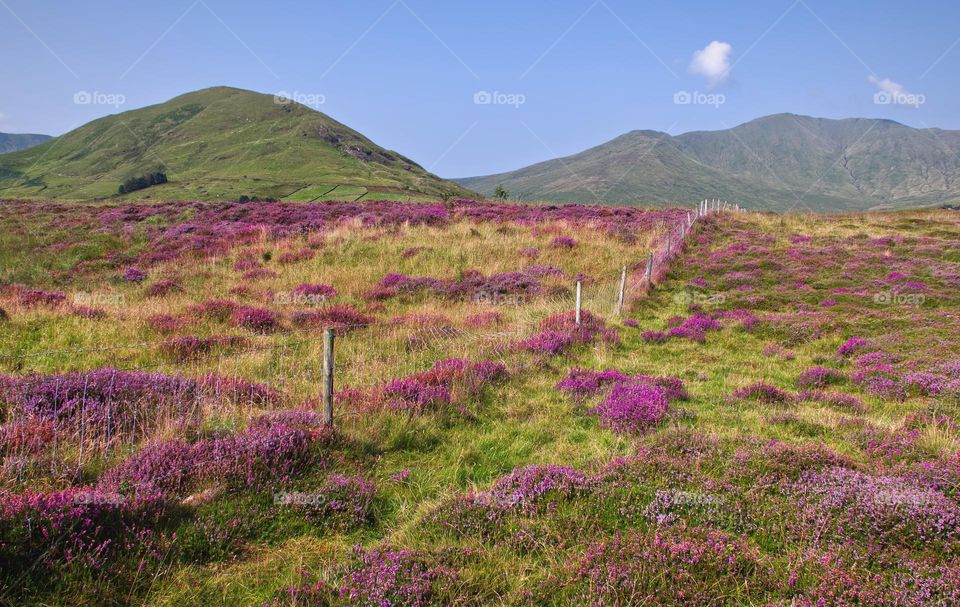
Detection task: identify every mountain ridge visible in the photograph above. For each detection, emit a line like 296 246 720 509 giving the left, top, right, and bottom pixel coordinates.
457 114 960 211
0 132 52 154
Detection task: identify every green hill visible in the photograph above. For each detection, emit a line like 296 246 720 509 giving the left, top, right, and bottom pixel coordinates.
0 86 471 201
457 114 960 211
0 132 52 154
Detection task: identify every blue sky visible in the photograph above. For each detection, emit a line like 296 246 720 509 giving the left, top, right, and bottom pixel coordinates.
1 0 957 177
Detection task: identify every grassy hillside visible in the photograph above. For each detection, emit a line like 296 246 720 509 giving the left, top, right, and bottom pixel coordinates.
459 114 960 212
0 132 52 154
0 87 472 201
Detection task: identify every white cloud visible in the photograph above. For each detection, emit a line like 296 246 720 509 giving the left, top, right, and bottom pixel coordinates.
689 41 732 88
868 75 925 108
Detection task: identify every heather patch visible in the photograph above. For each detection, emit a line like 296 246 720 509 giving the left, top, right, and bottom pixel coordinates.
290 304 374 333
518 310 619 356
539 527 771 606
730 382 793 405
0 369 276 442
274 546 464 607
99 422 320 499
230 306 281 333
791 466 960 549
346 358 506 417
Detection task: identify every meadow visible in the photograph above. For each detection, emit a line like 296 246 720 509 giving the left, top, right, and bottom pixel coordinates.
0 198 958 606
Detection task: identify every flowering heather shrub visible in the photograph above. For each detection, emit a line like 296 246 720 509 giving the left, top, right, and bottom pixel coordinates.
791 466 960 548
623 318 639 328
0 487 170 576
665 313 723 343
335 547 457 607
101 423 314 498
519 310 619 355
796 366 845 389
291 283 337 299
231 306 281 333
248 408 327 433
731 382 793 405
838 337 870 357
0 369 275 441
739 439 856 484
148 313 188 334
903 371 948 396
381 378 451 414
233 257 261 272
144 278 181 297
489 464 592 514
792 554 960 607
17 288 66 307
242 268 278 280
463 310 501 329
188 299 239 322
295 474 375 530
519 246 539 258
547 527 769 606
277 248 315 264
71 304 106 319
290 304 373 333
589 382 669 434
556 367 687 403
359 359 506 416
551 236 576 248
0 419 54 455
798 390 865 413
424 493 512 543
378 268 543 301
122 267 147 282
641 330 667 343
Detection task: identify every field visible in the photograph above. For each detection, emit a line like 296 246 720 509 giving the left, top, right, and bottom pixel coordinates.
0 198 958 606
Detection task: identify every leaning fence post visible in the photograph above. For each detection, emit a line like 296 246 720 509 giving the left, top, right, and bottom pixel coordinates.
645 251 653 284
575 280 582 325
616 265 627 317
322 328 335 427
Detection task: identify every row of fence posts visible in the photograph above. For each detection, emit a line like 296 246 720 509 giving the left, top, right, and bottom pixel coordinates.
318 199 740 429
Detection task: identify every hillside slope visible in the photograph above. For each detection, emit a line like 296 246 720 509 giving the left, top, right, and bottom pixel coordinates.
458 114 960 211
0 87 471 201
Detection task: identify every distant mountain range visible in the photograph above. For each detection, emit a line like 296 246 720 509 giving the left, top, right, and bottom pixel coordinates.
457 114 960 212
0 87 471 202
0 132 52 154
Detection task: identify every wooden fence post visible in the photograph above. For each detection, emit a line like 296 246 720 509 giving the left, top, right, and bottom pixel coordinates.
645 251 653 284
616 265 627 317
575 280 582 325
322 329 335 427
